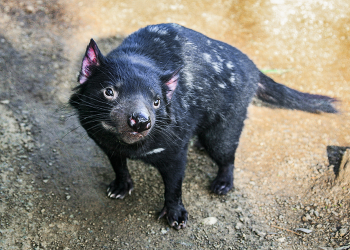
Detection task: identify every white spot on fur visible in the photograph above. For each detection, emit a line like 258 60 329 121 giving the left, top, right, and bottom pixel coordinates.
212 62 222 74
158 29 168 35
184 70 194 87
148 26 159 32
216 54 224 63
226 61 234 69
218 83 226 89
185 41 196 48
154 37 165 44
148 26 168 35
203 53 211 63
229 73 236 83
182 98 190 109
144 148 165 155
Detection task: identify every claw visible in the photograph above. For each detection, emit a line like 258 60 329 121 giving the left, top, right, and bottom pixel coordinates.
107 187 110 193
115 194 125 199
110 193 116 198
171 221 179 228
180 220 187 228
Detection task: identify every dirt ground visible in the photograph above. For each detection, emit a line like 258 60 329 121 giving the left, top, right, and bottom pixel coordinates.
1 0 349 249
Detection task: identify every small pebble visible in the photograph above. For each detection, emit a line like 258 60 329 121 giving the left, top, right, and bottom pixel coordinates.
295 228 313 234
302 214 312 222
202 217 217 225
277 237 285 242
235 222 243 230
25 5 35 13
0 100 10 104
339 227 348 237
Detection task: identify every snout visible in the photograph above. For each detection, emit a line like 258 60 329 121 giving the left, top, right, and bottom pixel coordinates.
128 112 151 133
108 96 155 144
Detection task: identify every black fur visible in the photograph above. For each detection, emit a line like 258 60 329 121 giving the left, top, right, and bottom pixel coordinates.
69 23 337 229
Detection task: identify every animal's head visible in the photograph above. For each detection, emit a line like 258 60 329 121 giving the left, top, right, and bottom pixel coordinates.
70 39 181 145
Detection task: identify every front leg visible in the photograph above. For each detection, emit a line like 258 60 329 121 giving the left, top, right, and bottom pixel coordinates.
106 153 133 199
156 150 188 229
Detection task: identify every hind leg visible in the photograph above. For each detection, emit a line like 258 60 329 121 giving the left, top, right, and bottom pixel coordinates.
199 115 245 195
211 163 234 195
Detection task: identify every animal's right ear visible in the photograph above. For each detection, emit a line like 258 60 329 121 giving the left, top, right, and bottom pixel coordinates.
78 39 104 84
161 66 183 101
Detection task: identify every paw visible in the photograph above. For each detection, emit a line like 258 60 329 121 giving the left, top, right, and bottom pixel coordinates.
107 178 134 199
210 175 233 195
158 203 188 230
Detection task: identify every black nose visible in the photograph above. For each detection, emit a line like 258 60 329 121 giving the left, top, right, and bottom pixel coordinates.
128 112 151 132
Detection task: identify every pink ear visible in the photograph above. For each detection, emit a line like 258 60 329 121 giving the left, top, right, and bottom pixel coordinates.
78 39 101 84
166 74 179 100
165 67 182 100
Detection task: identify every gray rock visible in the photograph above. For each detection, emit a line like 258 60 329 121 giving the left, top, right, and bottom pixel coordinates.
295 228 313 234
314 210 320 217
302 214 312 222
202 217 217 225
277 237 285 242
235 222 243 230
339 227 348 237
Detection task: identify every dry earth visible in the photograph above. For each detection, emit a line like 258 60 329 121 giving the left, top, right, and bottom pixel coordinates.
0 0 350 249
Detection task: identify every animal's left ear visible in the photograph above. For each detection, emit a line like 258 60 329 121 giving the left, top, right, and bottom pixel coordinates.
161 66 183 100
78 39 104 84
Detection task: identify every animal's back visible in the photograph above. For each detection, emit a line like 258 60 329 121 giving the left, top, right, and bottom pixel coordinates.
108 24 259 130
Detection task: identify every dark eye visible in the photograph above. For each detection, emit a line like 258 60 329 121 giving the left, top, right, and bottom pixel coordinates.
153 98 160 108
105 88 114 97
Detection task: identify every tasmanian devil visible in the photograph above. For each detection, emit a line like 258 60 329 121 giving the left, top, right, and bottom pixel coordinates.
69 23 337 229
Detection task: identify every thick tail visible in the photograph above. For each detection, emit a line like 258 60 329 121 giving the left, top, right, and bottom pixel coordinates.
255 72 338 113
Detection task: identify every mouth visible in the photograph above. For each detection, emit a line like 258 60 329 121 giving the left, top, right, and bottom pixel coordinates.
122 130 149 144
126 131 145 138
101 121 150 144
121 130 149 138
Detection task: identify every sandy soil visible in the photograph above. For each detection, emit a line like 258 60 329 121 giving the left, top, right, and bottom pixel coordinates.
0 0 349 249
